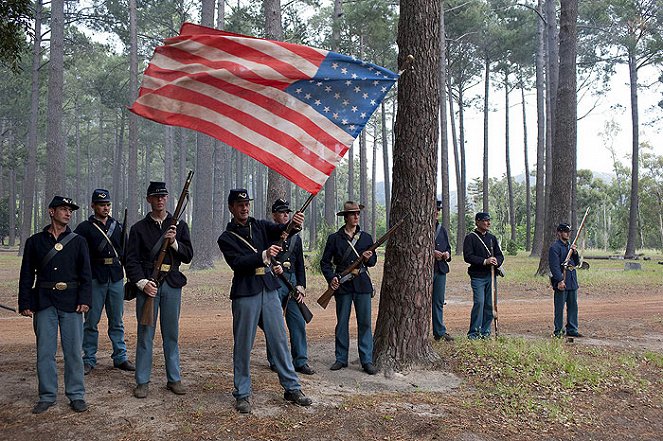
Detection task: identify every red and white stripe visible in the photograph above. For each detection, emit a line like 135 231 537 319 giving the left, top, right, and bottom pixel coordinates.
130 23 354 194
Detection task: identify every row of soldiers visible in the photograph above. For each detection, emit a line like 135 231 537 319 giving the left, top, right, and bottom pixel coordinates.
17 183 582 415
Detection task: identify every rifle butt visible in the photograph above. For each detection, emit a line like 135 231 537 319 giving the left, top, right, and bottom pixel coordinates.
298 301 314 324
139 296 156 327
317 288 334 309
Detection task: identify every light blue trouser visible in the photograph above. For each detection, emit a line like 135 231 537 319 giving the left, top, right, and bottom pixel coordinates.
334 292 373 365
34 306 85 403
468 276 494 339
232 288 301 399
135 281 181 385
553 288 579 335
266 272 309 369
83 279 127 367
432 272 447 338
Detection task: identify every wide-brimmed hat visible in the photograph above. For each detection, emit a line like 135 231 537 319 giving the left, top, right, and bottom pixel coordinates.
147 181 168 197
228 189 253 204
92 189 111 203
49 196 79 211
336 201 365 216
271 198 292 213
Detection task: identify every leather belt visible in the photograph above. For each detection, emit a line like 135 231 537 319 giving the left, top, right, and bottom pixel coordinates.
38 281 80 291
93 257 120 265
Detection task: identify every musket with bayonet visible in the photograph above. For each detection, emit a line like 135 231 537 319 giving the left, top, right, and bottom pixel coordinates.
271 194 315 324
139 170 194 327
317 218 406 309
562 208 590 271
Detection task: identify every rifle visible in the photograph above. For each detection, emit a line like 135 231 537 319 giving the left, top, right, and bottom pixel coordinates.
271 194 315 324
562 208 590 270
0 303 16 313
120 208 128 266
317 218 405 309
139 170 194 327
490 244 499 338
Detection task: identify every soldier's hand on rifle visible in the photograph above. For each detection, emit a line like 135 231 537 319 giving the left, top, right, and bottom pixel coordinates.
330 276 340 290
434 250 443 261
20 309 33 318
296 286 305 303
571 244 578 254
76 304 90 314
266 244 282 258
362 250 373 261
144 280 158 297
292 212 304 227
165 224 177 245
557 280 566 290
273 264 283 275
485 256 498 266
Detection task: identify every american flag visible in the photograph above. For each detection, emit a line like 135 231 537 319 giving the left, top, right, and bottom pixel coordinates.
130 23 398 194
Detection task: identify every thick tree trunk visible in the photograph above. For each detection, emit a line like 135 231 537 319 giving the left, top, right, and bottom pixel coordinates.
537 0 577 276
624 49 639 259
373 0 441 371
531 0 546 257
19 0 42 255
482 58 490 213
45 0 66 202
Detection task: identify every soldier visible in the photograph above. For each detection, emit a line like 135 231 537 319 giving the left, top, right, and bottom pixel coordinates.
549 223 583 338
18 196 92 414
124 181 193 399
75 189 135 375
266 198 314 375
320 201 378 375
463 212 504 339
218 189 313 414
432 200 453 342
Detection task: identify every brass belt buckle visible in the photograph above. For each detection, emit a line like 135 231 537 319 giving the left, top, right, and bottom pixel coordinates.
283 262 291 269
160 264 171 272
255 267 266 276
104 258 114 265
55 282 68 291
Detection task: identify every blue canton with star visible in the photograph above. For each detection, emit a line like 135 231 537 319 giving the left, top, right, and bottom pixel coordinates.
285 51 398 138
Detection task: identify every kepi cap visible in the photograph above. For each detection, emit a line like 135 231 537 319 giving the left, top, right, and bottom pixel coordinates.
147 181 168 197
557 223 571 232
475 212 491 221
336 201 364 216
436 199 443 210
228 189 253 204
92 189 111 203
272 198 292 213
49 196 79 211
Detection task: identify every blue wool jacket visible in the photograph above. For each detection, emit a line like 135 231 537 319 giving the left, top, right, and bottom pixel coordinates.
548 239 580 290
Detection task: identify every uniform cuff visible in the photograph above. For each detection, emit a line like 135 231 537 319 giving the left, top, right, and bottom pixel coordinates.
136 279 149 291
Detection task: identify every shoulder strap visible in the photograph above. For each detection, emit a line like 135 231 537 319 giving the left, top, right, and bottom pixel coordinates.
341 232 362 262
471 231 492 256
40 232 79 270
228 231 259 253
91 220 120 258
149 233 167 261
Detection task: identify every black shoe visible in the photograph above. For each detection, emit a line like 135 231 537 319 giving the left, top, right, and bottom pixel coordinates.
295 364 316 375
32 401 55 414
269 364 277 372
83 363 93 375
441 333 454 342
362 363 378 375
284 390 312 406
166 381 186 395
114 360 136 372
134 383 149 399
329 361 347 371
567 332 584 338
70 400 87 413
235 397 251 413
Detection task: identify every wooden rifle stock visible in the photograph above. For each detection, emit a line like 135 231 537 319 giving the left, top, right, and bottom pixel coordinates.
317 218 405 309
139 170 194 327
271 193 315 323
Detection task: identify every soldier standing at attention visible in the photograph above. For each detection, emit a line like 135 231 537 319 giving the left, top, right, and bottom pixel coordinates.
463 212 504 339
320 201 378 375
432 200 454 342
18 196 92 414
549 223 583 338
218 189 313 414
125 181 193 399
75 189 135 375
266 198 315 375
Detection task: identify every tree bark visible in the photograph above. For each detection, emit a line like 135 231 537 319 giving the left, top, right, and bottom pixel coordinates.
381 101 391 225
624 48 639 259
373 0 441 370
531 0 546 257
504 72 516 243
482 57 490 213
520 74 532 252
19 0 42 255
127 0 140 224
537 0 577 276
439 8 450 231
45 0 66 203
